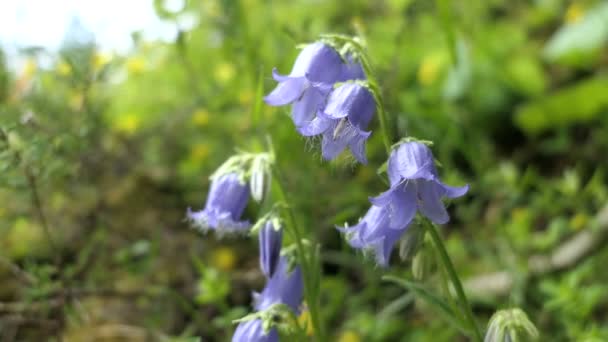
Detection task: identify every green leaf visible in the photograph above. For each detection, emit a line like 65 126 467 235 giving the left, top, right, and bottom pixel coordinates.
514 76 608 135
543 2 608 67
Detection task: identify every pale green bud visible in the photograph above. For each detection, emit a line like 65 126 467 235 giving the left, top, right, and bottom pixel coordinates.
485 308 539 342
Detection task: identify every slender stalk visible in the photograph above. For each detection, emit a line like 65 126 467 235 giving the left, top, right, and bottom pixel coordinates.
376 99 392 154
272 166 326 341
425 220 483 342
25 166 59 262
371 66 480 340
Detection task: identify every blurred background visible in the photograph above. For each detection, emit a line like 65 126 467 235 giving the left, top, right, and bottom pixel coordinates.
1 0 607 341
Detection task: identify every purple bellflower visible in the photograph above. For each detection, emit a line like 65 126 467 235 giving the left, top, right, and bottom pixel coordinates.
264 42 366 128
371 142 469 227
259 221 283 278
187 172 250 233
339 205 406 266
232 319 278 342
254 256 303 313
299 82 376 163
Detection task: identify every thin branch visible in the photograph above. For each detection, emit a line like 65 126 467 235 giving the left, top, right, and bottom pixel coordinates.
465 203 608 298
0 255 37 285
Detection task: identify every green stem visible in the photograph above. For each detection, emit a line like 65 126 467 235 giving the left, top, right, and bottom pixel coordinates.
272 166 326 341
425 220 483 342
376 98 392 154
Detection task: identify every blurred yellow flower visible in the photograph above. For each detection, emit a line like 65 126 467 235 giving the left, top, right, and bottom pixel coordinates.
417 53 444 86
298 309 314 336
127 57 146 75
69 92 84 110
565 2 584 24
192 109 210 127
356 166 373 183
22 58 37 79
191 143 211 161
238 89 253 106
203 0 222 18
351 16 366 34
511 207 529 222
113 114 141 135
338 330 361 342
92 52 112 71
211 247 237 271
569 213 588 231
214 62 236 83
57 61 72 76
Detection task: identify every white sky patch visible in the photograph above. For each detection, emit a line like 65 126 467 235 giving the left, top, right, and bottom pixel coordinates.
0 0 177 61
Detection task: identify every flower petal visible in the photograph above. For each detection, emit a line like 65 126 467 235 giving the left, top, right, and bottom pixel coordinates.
369 183 417 229
263 74 307 106
291 86 326 127
232 319 278 342
417 180 449 224
390 142 438 181
348 129 371 164
437 181 469 198
297 112 333 136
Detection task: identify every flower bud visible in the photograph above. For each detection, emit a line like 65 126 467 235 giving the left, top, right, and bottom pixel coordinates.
250 155 271 202
399 225 423 262
484 308 539 342
412 242 434 281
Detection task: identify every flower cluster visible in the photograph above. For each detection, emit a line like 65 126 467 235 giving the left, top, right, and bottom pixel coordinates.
339 141 468 266
265 41 376 164
233 220 303 342
187 154 303 340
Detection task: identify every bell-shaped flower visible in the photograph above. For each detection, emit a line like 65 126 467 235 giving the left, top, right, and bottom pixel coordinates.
299 82 375 163
339 205 407 266
254 256 303 313
232 319 278 342
264 43 366 128
187 172 250 233
264 42 344 127
259 221 283 278
371 142 468 226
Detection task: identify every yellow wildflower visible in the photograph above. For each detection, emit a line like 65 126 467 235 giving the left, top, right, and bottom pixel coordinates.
192 109 210 127
69 92 84 110
298 310 314 336
191 143 211 161
238 89 253 106
338 330 361 342
214 62 236 84
57 61 72 76
350 16 365 34
565 2 585 24
92 52 112 71
22 58 37 79
114 114 140 135
417 53 445 86
569 213 588 231
127 57 146 75
211 247 237 271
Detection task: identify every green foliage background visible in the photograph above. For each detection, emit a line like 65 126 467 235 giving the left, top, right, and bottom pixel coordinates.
1 0 608 340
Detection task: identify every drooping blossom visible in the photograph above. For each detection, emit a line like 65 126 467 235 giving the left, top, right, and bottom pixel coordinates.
339 205 406 266
259 220 283 278
264 42 366 128
232 319 278 342
187 172 250 233
254 256 303 313
299 82 376 163
371 141 469 227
